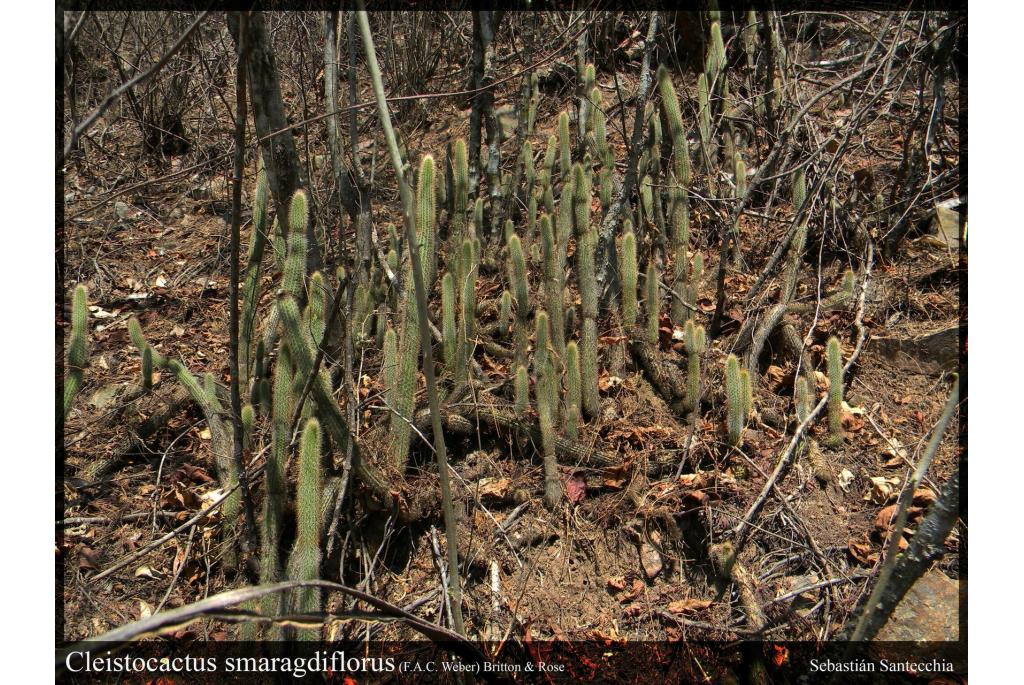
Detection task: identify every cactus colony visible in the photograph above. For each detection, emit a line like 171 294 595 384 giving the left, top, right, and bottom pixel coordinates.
70 23 856 632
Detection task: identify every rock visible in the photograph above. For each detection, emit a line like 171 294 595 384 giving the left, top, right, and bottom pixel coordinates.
932 205 961 249
875 568 959 642
639 531 664 579
870 568 965 672
872 326 960 374
88 385 121 411
170 207 184 220
114 201 131 220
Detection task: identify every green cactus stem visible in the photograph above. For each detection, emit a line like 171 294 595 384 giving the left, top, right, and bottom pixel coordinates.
726 354 744 446
63 284 89 419
826 336 844 445
621 230 638 327
285 417 323 640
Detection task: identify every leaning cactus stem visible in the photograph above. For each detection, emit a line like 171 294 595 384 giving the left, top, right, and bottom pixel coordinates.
725 354 744 446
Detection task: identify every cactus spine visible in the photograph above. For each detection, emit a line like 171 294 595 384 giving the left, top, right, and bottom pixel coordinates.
621 230 638 327
725 354 745 446
684 321 706 415
826 336 844 445
63 284 89 418
286 417 323 640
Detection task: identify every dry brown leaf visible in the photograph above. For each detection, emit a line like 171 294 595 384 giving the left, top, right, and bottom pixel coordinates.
477 477 511 501
666 599 712 614
848 535 879 565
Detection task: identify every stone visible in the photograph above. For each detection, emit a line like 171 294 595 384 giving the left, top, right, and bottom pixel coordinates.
114 201 131 220
876 567 959 642
872 326 960 374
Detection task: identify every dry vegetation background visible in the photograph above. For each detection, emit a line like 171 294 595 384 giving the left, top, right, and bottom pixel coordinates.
58 8 964 680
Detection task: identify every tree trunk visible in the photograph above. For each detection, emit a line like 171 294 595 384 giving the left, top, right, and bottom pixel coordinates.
228 12 320 273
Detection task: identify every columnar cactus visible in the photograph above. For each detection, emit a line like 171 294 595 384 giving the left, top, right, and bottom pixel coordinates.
621 230 638 327
657 65 684 141
241 404 254 450
534 311 562 509
688 252 704 316
593 87 609 167
259 345 292 629
541 133 557 198
456 239 477 384
646 262 659 345
577 220 600 420
735 155 747 199
417 155 438 286
507 233 530 370
283 191 309 299
725 354 745 446
382 326 397 408
697 74 711 163
498 290 512 333
62 284 89 419
792 167 807 214
541 213 565 362
826 336 844 445
128 317 167 369
304 271 327 350
390 289 420 468
514 364 529 416
683 320 706 414
286 417 323 640
522 140 535 193
565 340 582 440
442 272 457 370
706 20 725 92
451 139 468 245
558 111 571 180
795 375 812 424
